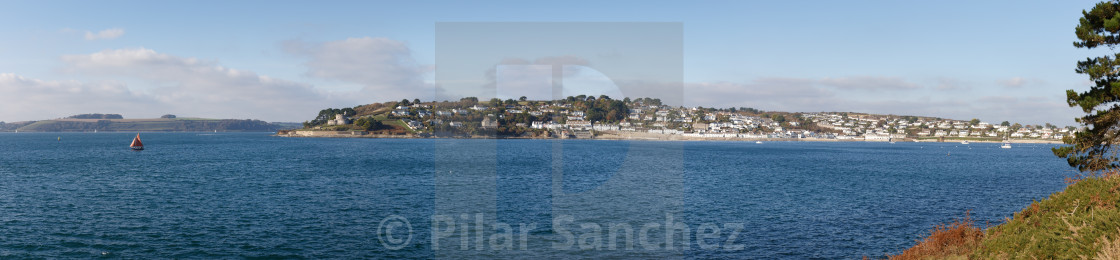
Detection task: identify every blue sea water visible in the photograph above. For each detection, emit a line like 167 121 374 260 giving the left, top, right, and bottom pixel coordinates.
0 133 1074 258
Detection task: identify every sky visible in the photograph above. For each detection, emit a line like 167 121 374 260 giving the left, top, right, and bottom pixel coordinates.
0 0 1105 125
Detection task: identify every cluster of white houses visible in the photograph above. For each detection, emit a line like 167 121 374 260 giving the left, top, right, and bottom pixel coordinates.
804 113 1074 140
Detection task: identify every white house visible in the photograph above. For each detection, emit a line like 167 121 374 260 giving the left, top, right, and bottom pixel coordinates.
481 117 499 129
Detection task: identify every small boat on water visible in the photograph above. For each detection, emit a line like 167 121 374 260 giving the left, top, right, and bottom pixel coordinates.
1001 141 1012 149
130 133 144 150
755 141 763 144
960 141 970 145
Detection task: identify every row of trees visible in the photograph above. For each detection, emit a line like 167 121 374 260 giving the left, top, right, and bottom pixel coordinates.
397 99 422 106
68 113 123 119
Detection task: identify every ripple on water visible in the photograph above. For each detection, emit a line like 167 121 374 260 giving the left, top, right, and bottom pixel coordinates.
0 134 1072 258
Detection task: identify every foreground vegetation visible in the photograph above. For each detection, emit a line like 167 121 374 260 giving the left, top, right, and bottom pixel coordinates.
886 174 1120 259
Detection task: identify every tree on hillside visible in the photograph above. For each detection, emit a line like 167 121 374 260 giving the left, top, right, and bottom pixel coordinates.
400 99 411 106
771 114 786 123
413 98 421 105
1056 1 1120 172
354 117 384 131
1001 121 1011 126
519 96 528 101
969 118 980 125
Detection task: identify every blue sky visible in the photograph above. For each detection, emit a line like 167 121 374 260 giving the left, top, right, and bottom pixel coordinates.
0 0 1104 125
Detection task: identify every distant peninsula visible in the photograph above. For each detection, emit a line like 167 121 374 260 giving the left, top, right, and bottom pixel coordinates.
0 114 298 132
276 96 1068 143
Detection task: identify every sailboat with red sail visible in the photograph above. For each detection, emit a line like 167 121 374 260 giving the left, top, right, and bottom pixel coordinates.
130 133 144 150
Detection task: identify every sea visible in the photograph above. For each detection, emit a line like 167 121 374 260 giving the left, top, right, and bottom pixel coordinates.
0 132 1075 259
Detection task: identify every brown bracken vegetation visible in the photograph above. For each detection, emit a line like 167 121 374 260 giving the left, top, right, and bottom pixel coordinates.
885 211 983 260
878 173 1120 259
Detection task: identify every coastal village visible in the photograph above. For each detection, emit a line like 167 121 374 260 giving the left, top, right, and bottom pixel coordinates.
277 96 1073 143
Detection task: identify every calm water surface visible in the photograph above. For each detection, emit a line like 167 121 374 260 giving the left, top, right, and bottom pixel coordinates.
0 133 1073 258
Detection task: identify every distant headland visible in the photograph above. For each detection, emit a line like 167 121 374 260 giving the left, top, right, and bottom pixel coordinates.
0 114 298 132
276 96 1068 143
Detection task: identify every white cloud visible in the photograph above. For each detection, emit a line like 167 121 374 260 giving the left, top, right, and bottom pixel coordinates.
476 56 593 100
682 76 920 111
0 73 151 122
683 78 834 112
6 36 442 122
996 77 1047 89
997 77 1026 88
932 77 972 91
284 37 434 102
83 28 124 40
59 48 337 121
819 76 921 91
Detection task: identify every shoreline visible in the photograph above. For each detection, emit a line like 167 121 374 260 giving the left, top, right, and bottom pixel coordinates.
273 130 1065 144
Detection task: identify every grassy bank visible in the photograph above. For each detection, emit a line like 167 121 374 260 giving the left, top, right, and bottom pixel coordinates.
886 174 1120 259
